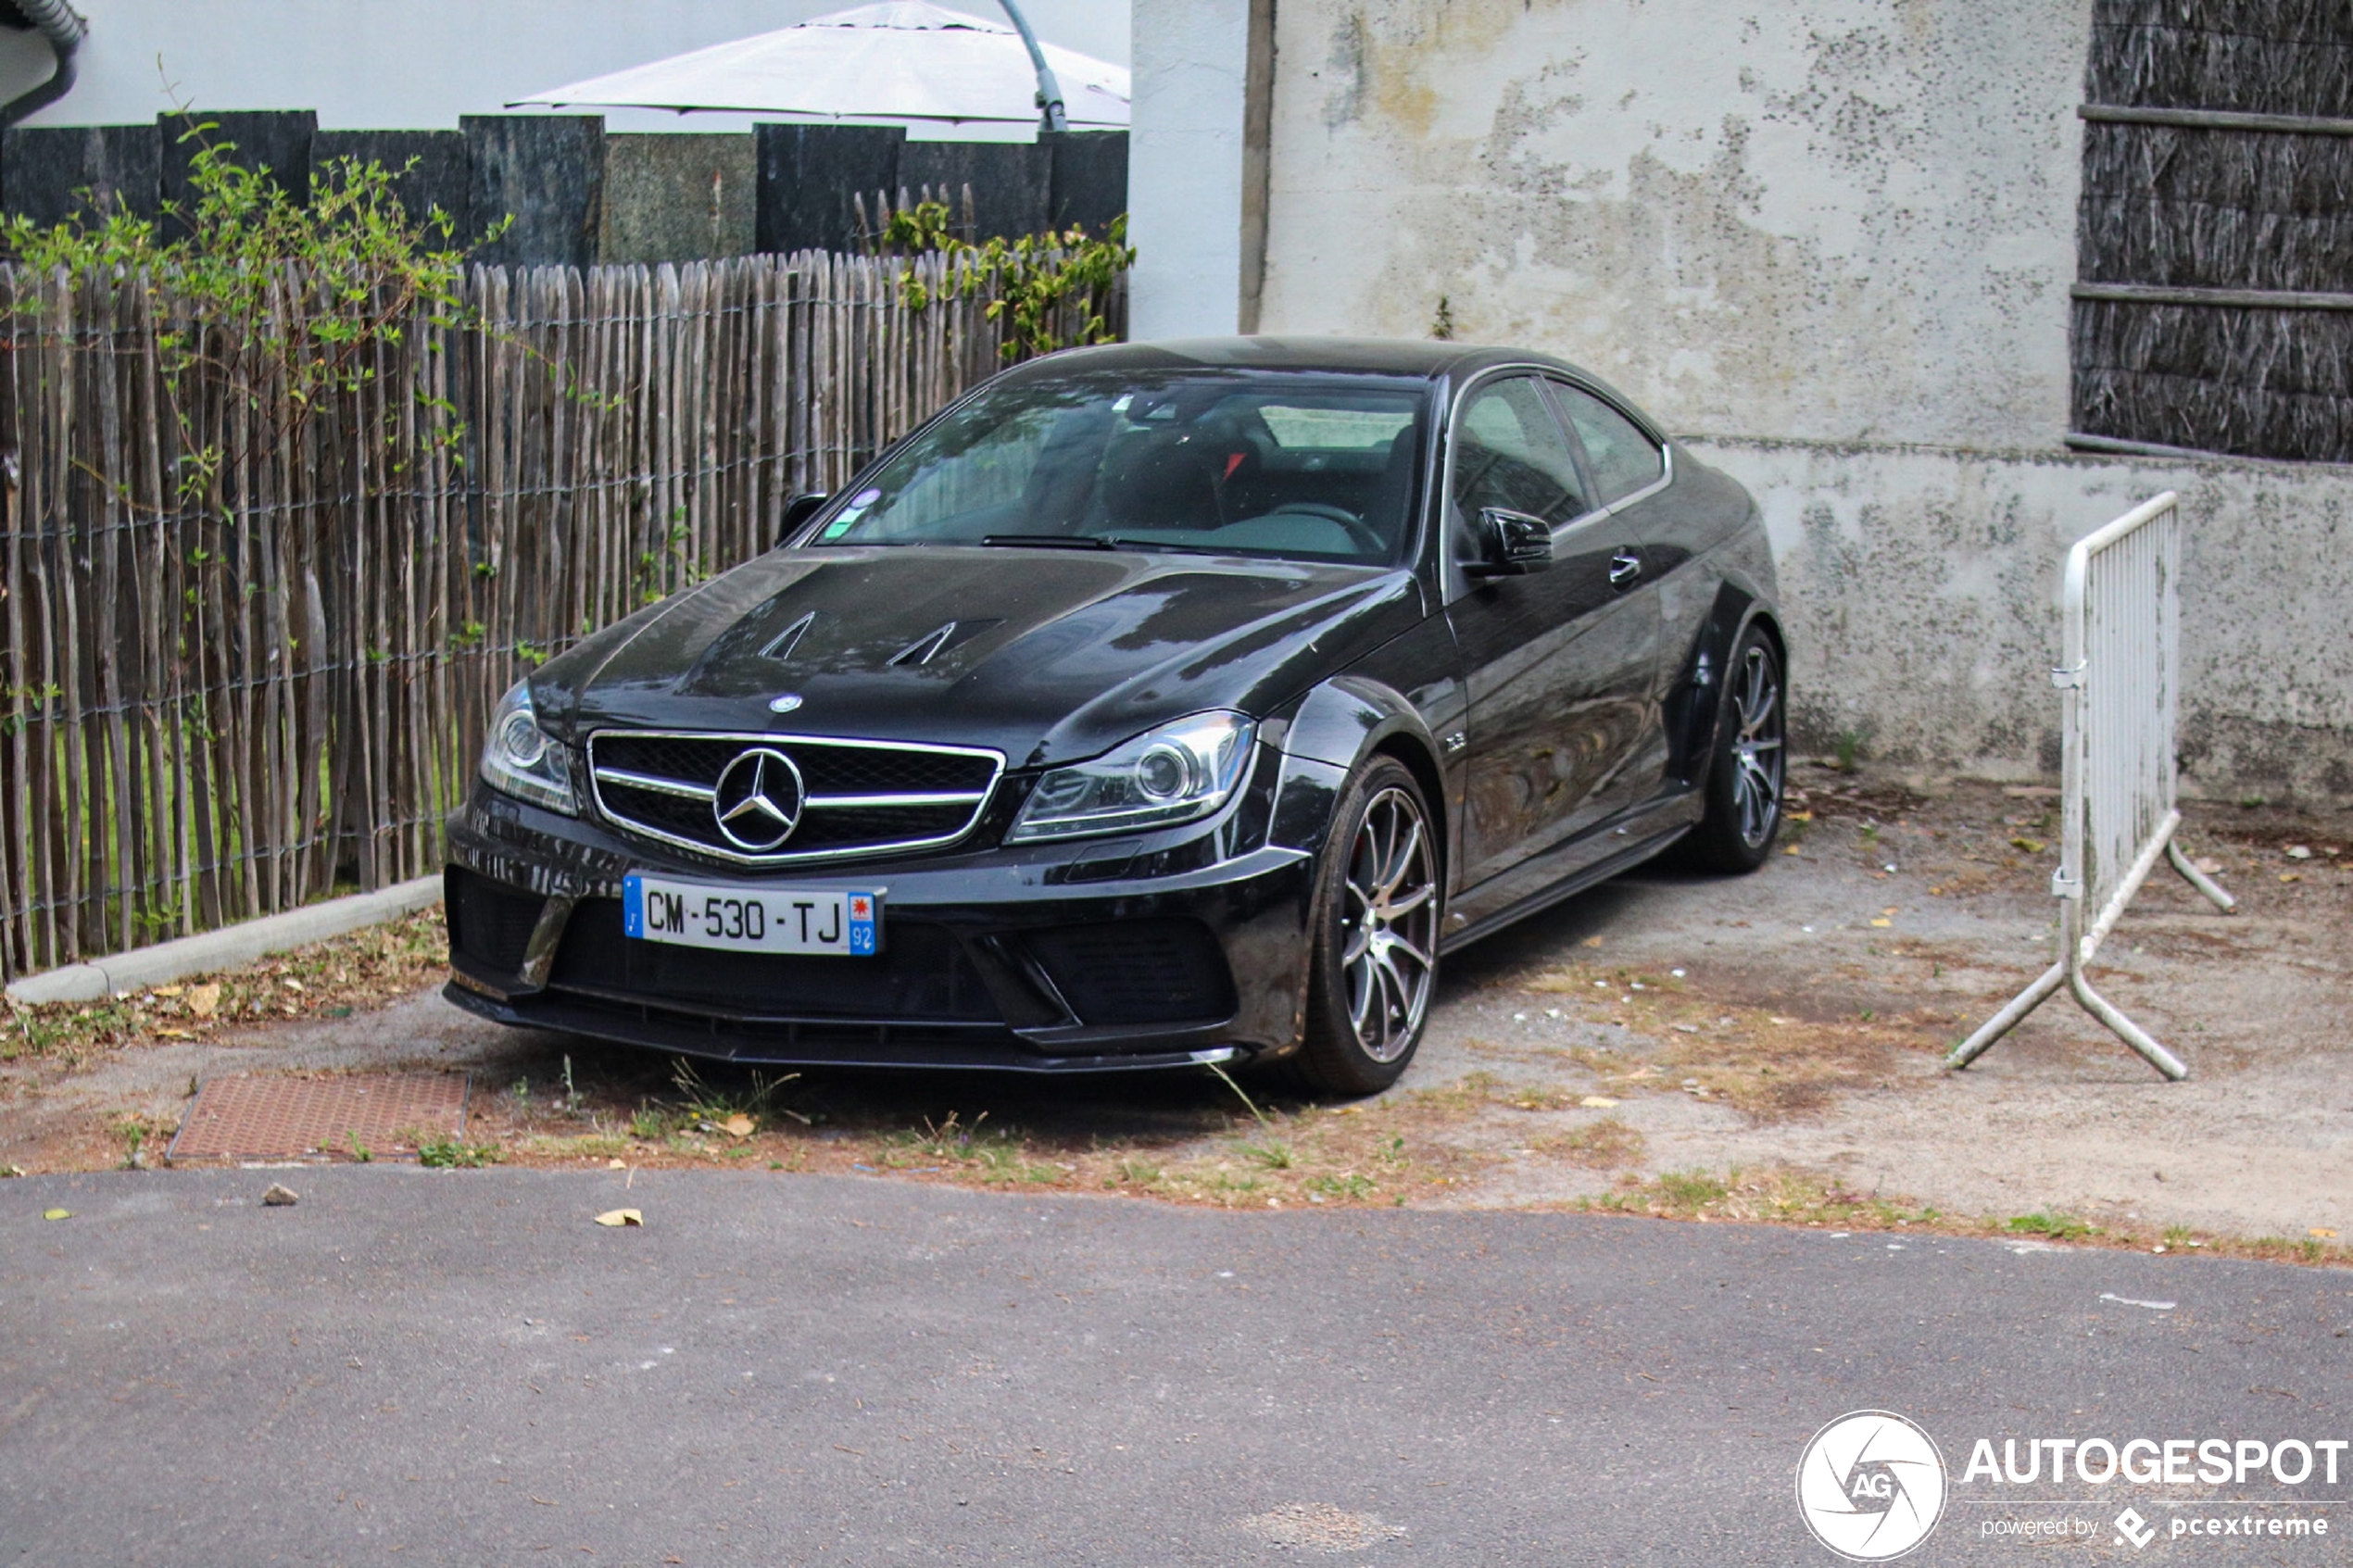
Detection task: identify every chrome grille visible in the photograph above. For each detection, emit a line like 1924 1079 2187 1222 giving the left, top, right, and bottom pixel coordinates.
586 730 1003 866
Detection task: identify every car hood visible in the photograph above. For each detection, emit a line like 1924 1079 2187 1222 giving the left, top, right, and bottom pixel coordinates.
532 546 1425 768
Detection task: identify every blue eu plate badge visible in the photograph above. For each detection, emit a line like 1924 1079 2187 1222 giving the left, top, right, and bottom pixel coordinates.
846 893 877 955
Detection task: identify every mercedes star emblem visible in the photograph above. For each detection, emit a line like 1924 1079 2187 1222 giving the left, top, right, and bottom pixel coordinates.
711 746 806 851
768 693 803 713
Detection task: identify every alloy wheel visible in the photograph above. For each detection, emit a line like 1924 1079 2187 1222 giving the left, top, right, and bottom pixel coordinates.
1340 785 1439 1062
1731 644 1784 847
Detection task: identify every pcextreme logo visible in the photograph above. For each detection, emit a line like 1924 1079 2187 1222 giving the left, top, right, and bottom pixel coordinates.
1796 1411 1950 1561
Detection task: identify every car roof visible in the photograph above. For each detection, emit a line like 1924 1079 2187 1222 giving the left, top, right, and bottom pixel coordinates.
997 335 1598 386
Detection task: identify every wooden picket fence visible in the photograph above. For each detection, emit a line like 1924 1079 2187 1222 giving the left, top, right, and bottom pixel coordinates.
0 249 1118 979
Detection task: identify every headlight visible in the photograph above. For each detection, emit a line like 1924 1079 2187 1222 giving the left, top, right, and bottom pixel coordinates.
479 681 576 815
1007 711 1256 844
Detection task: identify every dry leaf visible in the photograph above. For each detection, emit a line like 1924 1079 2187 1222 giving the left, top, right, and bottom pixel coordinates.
186 983 222 1019
2281 872 2302 884
719 1113 755 1139
1579 1095 1620 1109
151 985 183 998
2285 845 2313 860
42 1207 70 1221
593 1208 643 1227
2009 836 2045 854
1869 918 1892 928
2311 1228 2338 1239
1581 935 1603 948
2193 857 2222 874
606 1158 627 1170
1787 810 1814 822
154 1028 192 1040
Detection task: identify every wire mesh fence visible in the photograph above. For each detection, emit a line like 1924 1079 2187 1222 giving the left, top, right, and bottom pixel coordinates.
0 248 1113 978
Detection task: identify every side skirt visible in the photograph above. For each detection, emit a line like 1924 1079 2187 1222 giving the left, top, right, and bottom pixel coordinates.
1439 821 1692 956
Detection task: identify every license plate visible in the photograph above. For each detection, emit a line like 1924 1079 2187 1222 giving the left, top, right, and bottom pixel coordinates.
622 873 880 957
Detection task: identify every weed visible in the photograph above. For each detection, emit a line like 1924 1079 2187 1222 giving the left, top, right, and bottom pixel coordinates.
1204 1060 1273 1127
113 1117 148 1170
2006 1210 2093 1240
560 1054 585 1116
1241 1140 1296 1171
1834 731 1864 772
1304 1173 1377 1200
346 1131 372 1163
672 1059 803 1131
2162 1224 2197 1247
1114 1159 1164 1186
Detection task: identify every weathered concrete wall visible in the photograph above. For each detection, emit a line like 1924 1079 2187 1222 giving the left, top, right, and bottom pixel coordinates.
1225 0 2353 805
1261 0 2088 450
600 134 756 265
1698 438 2353 804
1131 0 1251 338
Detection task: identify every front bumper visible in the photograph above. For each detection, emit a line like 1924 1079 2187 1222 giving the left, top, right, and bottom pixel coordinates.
441 748 1342 1073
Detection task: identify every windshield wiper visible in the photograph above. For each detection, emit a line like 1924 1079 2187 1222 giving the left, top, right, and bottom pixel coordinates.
978 533 1112 550
1105 536 1227 555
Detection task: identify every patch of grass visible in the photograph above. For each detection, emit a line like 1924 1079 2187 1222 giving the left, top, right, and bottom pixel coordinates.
1241 1140 1296 1171
417 1135 502 1169
2006 1210 2095 1241
1534 1117 1645 1170
1113 1158 1164 1187
630 1106 684 1142
1655 1168 1730 1210
519 1132 630 1160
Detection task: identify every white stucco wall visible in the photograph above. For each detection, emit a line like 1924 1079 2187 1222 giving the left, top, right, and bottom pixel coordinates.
1127 0 1249 338
0 0 1128 133
1258 0 2088 449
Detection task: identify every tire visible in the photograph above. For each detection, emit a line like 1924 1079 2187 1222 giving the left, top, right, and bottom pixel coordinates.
1288 756 1441 1098
1678 623 1786 873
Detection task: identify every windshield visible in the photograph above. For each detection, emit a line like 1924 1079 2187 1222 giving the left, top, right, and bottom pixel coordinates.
803 371 1431 564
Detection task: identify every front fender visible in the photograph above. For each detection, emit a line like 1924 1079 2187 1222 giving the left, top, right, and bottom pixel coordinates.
1263 676 1445 861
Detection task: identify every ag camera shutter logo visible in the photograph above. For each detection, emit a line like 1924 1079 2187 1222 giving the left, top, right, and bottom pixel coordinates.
1796 1411 1948 1561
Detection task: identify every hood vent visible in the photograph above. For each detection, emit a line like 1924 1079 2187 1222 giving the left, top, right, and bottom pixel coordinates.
760 611 815 662
889 621 959 667
888 618 1003 668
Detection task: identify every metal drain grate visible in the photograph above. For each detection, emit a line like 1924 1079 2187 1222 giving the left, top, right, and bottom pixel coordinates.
166 1073 471 1162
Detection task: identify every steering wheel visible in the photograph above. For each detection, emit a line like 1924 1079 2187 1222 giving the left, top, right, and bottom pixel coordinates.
1266 502 1386 556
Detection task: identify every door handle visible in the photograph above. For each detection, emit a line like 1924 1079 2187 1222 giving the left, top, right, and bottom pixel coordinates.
1608 550 1642 588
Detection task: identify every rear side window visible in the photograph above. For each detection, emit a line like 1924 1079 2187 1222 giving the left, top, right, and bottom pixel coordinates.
1452 375 1591 527
1552 383 1663 506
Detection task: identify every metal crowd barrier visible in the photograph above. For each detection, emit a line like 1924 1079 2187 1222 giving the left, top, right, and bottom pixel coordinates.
1949 491 2235 1080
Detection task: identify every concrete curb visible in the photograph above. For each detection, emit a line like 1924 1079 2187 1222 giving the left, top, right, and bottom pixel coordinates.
6 874 444 1006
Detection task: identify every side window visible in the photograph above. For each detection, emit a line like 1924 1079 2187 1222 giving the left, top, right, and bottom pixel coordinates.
1552 383 1663 506
1450 376 1592 532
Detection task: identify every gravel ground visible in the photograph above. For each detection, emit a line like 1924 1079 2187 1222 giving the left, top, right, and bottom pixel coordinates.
2 771 2346 1248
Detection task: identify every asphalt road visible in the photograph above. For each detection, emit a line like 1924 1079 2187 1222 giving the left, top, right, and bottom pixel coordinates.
4 1171 2347 1566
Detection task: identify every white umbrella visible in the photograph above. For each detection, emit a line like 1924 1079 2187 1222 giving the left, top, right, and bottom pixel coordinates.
510 2 1129 131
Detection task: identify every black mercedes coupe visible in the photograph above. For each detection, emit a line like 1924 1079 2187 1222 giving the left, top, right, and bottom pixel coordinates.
443 338 1785 1095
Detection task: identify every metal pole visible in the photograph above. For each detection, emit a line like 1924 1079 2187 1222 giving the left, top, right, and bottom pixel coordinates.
996 0 1069 132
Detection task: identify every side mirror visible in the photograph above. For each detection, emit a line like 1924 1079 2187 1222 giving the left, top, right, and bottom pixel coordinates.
779 492 830 546
1467 507 1554 578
